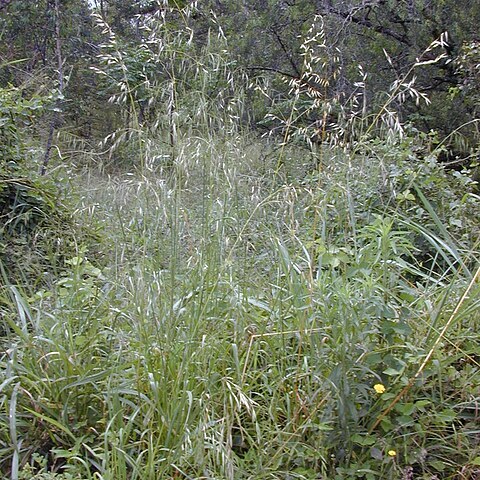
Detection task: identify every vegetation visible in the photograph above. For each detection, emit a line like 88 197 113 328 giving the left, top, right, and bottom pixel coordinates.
0 1 479 479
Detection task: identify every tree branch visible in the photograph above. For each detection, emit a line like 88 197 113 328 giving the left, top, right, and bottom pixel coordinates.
319 2 412 47
269 26 302 77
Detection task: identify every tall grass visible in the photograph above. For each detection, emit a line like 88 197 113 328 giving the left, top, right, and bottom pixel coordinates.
2 127 478 478
1 8 479 480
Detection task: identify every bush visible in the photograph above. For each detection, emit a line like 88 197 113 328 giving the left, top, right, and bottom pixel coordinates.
0 85 100 285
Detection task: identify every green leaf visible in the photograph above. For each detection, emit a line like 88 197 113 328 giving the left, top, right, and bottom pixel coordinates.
352 434 376 446
395 403 415 415
430 460 446 472
391 322 412 335
415 400 431 410
396 415 414 426
383 367 403 376
436 409 457 423
24 408 76 441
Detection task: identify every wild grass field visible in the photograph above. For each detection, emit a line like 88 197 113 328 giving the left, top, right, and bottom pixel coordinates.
1 127 479 479
1 8 480 480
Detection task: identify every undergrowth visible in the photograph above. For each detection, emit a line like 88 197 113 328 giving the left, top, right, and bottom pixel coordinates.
1 132 478 479
0 6 479 480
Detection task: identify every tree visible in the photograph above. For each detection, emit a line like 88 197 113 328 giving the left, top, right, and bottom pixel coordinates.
202 0 480 149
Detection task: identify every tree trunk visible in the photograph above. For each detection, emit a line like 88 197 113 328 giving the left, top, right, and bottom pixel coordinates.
40 0 64 176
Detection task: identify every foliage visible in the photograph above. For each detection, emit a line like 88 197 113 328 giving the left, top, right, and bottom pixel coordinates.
0 6 478 480
1 127 478 478
0 86 46 168
0 85 99 284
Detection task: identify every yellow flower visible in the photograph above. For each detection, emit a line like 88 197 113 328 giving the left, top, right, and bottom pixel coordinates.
387 450 397 457
374 383 386 394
